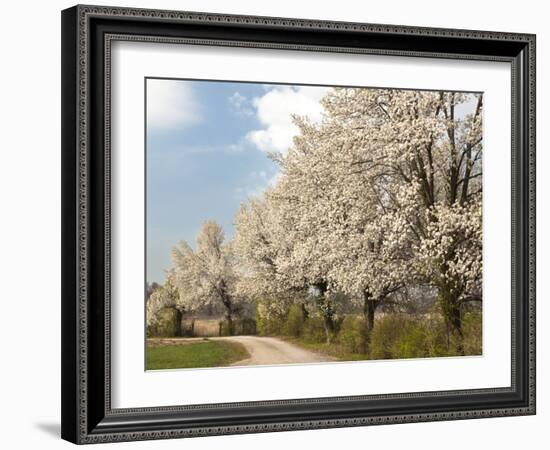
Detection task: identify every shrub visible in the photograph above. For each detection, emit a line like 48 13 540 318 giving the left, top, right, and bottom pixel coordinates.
148 307 180 337
238 318 257 335
218 318 257 336
435 311 482 356
338 315 368 353
256 313 285 336
369 315 438 360
302 316 327 343
333 315 345 335
369 313 475 359
284 304 306 337
462 312 482 355
421 316 449 357
218 320 232 336
394 322 429 359
255 301 287 336
369 315 408 359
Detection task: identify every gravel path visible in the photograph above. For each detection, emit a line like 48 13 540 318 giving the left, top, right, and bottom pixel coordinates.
214 336 336 366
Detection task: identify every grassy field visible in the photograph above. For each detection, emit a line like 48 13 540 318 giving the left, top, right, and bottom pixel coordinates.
146 339 249 370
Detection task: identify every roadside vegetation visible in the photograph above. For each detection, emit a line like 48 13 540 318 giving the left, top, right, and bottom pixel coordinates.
259 304 482 361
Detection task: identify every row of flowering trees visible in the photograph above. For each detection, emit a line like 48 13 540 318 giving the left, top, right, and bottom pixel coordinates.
147 88 483 354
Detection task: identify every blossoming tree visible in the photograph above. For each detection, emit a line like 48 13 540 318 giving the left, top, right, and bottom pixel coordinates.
268 113 410 338
316 88 483 351
171 220 241 335
146 275 183 335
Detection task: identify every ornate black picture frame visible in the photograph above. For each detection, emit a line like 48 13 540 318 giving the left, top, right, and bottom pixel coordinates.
61 4 536 444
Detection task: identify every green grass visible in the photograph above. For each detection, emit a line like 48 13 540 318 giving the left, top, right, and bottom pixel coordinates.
146 340 249 370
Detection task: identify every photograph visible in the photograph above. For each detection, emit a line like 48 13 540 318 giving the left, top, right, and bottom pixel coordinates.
145 79 484 370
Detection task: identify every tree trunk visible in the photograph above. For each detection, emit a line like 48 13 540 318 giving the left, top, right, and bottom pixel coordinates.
362 291 378 333
174 308 183 337
220 288 235 336
438 287 464 355
448 303 464 355
315 281 334 344
225 310 234 336
323 313 335 344
301 303 309 320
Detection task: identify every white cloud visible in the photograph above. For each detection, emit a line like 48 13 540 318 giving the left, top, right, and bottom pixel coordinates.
228 91 254 117
147 79 201 129
236 169 282 199
246 86 330 155
267 171 281 187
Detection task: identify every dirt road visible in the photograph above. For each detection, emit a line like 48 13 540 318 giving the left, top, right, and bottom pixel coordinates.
215 336 336 366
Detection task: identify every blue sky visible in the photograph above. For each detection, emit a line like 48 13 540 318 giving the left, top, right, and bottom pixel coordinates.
146 78 329 283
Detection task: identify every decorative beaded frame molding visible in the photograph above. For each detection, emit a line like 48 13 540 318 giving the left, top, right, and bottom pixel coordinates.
61 4 536 444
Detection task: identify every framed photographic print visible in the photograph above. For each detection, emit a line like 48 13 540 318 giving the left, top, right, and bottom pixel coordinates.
61 4 536 444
